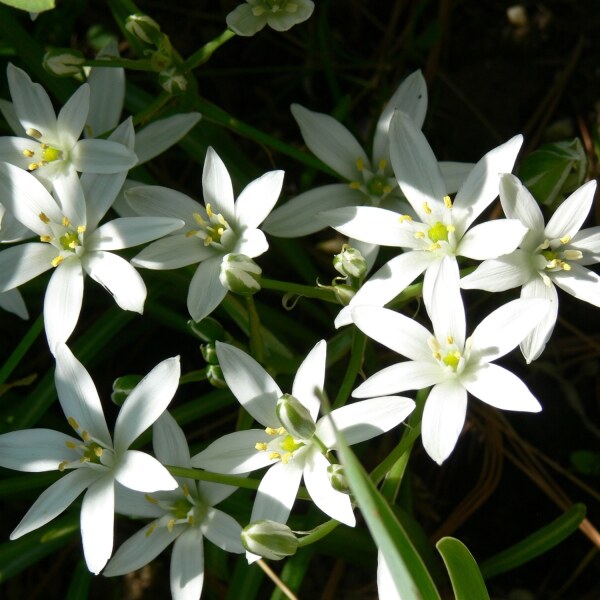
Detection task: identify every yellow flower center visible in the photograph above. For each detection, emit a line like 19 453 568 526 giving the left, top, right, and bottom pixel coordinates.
186 204 230 247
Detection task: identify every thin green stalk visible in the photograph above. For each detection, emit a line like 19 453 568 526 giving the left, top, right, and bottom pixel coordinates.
246 295 265 363
185 29 236 70
332 329 366 409
261 278 339 304
83 58 154 71
297 519 340 547
0 314 43 390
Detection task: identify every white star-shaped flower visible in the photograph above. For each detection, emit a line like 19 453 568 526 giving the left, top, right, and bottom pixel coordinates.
128 146 283 322
0 344 180 574
461 174 600 362
226 0 315 37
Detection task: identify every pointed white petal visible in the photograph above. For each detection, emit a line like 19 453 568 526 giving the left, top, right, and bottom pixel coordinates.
114 483 166 518
262 184 365 237
81 474 115 574
56 84 89 146
458 219 527 260
304 451 355 526
82 251 146 313
317 396 415 448
126 185 200 225
71 138 137 173
250 460 303 523
216 342 281 425
0 243 54 292
378 550 403 600
153 411 191 468
421 380 467 465
552 263 600 308
44 258 84 353
291 103 368 181
462 363 541 412
134 113 201 165
292 340 326 421
132 235 212 269
202 508 244 553
198 477 245 506
0 288 28 319
545 180 597 241
439 161 474 195
235 170 284 229
11 468 102 539
54 343 112 447
52 170 87 229
570 226 600 266
0 136 41 169
498 174 545 243
114 450 178 492
202 147 235 223
171 528 205 600
0 98 27 136
187 256 227 322
114 355 180 452
0 204 32 243
460 250 534 292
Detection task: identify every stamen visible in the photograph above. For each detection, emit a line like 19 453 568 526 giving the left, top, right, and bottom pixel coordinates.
188 514 195 526
443 195 453 208
58 460 69 471
206 204 214 218
145 523 157 537
22 149 34 158
68 416 80 430
398 214 413 223
182 484 190 498
94 446 103 457
562 263 571 271
26 128 42 139
40 235 52 242
414 231 425 239
378 158 387 171
349 181 362 190
185 230 198 238
559 235 571 244
77 225 86 234
383 185 392 194
28 162 40 171
356 158 365 171
62 216 70 227
255 442 268 451
423 202 432 215
281 452 293 464
167 519 175 532
265 427 279 435
193 212 205 226
268 452 281 461
145 494 158 504
81 431 90 442
563 250 582 260
447 336 454 344
65 441 77 449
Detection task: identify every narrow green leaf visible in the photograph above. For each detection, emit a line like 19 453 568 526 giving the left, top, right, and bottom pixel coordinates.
436 537 490 600
0 0 54 12
226 555 265 600
270 547 313 600
479 503 586 580
65 560 91 600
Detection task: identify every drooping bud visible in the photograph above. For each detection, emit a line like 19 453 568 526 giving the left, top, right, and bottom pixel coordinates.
125 14 162 45
206 364 227 389
187 317 227 342
219 253 262 296
241 520 299 560
327 464 350 494
159 67 188 95
276 393 316 441
333 245 367 280
42 48 85 77
200 342 218 365
111 374 143 406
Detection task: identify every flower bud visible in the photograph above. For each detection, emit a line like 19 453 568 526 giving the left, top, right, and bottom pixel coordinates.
241 520 299 560
219 253 262 296
201 342 218 365
42 48 85 77
333 283 355 306
150 36 173 72
276 393 316 441
187 317 226 342
111 374 143 406
206 364 227 389
327 464 350 494
125 14 162 45
333 245 367 280
158 67 188 94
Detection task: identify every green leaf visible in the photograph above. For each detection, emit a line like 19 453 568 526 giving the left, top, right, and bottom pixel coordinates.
65 560 91 600
436 537 490 600
0 0 54 12
479 503 586 580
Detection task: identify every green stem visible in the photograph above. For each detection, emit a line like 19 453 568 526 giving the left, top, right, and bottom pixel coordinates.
184 29 236 70
246 295 265 363
332 329 366 409
261 278 339 304
83 58 154 71
297 519 340 547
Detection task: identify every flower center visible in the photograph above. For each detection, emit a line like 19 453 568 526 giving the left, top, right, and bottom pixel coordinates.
58 415 112 471
537 237 582 277
349 158 395 206
38 212 86 267
145 484 208 533
255 427 305 464
186 203 231 247
22 128 64 171
429 335 465 374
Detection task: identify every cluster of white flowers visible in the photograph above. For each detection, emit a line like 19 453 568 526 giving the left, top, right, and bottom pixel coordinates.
0 6 598 599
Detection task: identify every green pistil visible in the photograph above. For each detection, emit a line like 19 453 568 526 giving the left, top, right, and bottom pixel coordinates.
59 231 80 251
367 176 387 196
428 221 449 243
171 498 193 519
82 442 103 464
443 352 460 370
281 434 303 453
541 249 557 262
41 145 62 162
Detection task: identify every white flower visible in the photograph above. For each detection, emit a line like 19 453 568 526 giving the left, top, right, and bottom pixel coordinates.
351 258 548 465
461 174 600 362
104 411 244 600
0 162 184 352
0 288 28 319
191 340 415 533
329 111 527 327
0 63 137 198
226 0 315 37
0 344 180 574
129 147 283 322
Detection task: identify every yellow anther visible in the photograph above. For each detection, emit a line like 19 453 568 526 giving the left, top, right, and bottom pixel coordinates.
356 158 365 171
414 231 425 239
563 250 582 261
26 128 42 139
40 235 52 242
378 158 387 171
423 202 432 214
68 240 77 249
94 446 103 457
281 452 293 464
398 214 413 223
28 163 39 171
217 214 228 226
187 515 195 526
255 442 268 451
40 143 48 149
58 460 69 471
206 203 214 218
79 456 90 463
167 519 175 532
217 227 224 237
349 181 362 190
447 224 456 233
276 427 285 434
68 416 80 430
81 431 90 442
145 523 157 537
433 351 442 361
193 212 205 226
182 484 190 497
65 441 77 449
62 216 70 227
443 195 453 208
145 494 158 504
383 185 393 194
77 225 86 234
269 452 281 461
265 427 279 435
562 263 572 271
203 236 213 246
447 336 454 344
428 242 441 251
22 149 35 158
185 230 198 238
559 235 571 244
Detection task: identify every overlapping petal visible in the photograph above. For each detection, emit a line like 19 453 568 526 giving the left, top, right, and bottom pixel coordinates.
114 450 177 492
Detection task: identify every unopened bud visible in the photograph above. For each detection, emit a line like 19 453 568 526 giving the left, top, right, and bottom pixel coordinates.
111 374 143 406
125 14 162 45
276 393 316 441
241 520 299 560
327 464 350 494
207 364 227 389
187 317 226 342
201 342 218 365
219 253 262 296
150 36 173 71
159 67 188 94
333 283 355 306
333 245 367 280
42 48 85 77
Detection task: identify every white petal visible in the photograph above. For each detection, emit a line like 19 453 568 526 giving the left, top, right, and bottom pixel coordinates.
135 113 201 165
11 468 102 539
216 341 281 426
52 169 87 227
0 428 80 471
187 256 227 322
235 227 269 258
0 204 32 243
0 97 27 136
0 288 28 319
171 528 205 600
460 250 534 292
83 251 146 313
458 219 527 260
250 460 303 523
56 84 89 146
114 483 166 518
114 355 180 453
421 380 467 465
377 550 402 600
0 243 54 292
303 451 355 526
262 184 365 237
226 4 267 36
44 258 84 353
71 138 137 173
462 363 541 412
153 411 191 468
81 473 115 574
545 179 597 241
202 147 235 223
132 235 213 269
114 450 178 492
317 396 415 448
552 263 600 308
439 161 474 194
198 477 244 507
291 103 368 181
0 136 42 169
498 174 545 241
126 185 201 225
570 226 600 266
54 343 112 447
202 508 244 553
292 339 326 421
235 170 284 229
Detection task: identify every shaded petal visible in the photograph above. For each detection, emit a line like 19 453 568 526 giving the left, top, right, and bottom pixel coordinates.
81 473 115 574
44 258 84 353
187 255 227 322
171 528 205 600
235 170 284 229
132 235 213 269
545 180 597 241
0 136 40 169
226 4 267 36
202 147 235 224
439 162 474 195
83 251 146 313
0 243 54 292
114 355 180 453
54 343 112 447
460 250 535 292
114 450 178 492
0 204 32 243
267 1 314 30
114 483 165 519
552 263 600 308
52 169 87 227
262 184 366 238
202 507 244 553
153 411 191 468
216 341 281 425
71 138 137 173
126 185 200 226
458 219 527 260
0 98 27 136
570 226 600 266
292 339 326 421
304 451 355 526
11 468 102 539
291 103 368 181
198 476 245 507
56 83 89 146
421 380 467 465
0 288 28 319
